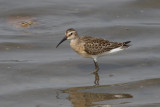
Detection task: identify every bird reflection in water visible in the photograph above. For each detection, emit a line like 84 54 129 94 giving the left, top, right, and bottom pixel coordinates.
62 75 133 107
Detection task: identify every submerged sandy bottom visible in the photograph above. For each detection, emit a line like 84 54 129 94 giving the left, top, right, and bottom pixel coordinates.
0 0 160 107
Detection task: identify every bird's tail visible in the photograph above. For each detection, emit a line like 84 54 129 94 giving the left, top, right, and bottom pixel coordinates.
124 41 131 45
122 41 131 48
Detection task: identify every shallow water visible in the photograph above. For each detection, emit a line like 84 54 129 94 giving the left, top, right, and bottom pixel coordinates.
0 0 160 107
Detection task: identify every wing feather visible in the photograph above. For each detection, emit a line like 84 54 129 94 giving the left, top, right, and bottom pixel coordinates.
81 36 123 55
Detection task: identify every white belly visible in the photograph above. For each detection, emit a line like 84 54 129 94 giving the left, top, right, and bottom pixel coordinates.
98 47 123 57
109 47 123 53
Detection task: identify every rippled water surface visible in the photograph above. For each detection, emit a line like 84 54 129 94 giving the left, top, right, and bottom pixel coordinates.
0 0 160 107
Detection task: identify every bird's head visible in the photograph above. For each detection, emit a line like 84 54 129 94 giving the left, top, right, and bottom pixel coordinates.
56 28 78 48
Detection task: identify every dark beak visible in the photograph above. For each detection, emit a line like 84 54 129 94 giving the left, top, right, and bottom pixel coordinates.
56 36 67 48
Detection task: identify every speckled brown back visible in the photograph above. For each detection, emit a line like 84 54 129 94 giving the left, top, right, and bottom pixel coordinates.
81 36 124 55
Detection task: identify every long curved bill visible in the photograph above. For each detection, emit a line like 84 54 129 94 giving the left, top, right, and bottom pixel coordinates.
56 36 67 48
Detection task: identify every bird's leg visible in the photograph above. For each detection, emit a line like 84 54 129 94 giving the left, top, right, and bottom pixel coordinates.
94 72 99 86
93 59 99 73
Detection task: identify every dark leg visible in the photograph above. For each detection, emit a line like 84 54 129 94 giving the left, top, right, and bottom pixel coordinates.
94 72 99 86
93 59 99 73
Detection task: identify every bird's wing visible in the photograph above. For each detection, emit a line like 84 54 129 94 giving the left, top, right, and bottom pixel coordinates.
81 36 123 55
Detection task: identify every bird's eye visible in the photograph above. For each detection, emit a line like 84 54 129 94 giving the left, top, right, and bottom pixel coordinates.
69 33 72 36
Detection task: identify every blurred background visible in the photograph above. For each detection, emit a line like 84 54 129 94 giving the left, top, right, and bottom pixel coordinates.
0 0 160 107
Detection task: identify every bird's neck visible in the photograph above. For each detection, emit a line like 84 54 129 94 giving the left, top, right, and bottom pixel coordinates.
70 36 80 45
72 35 79 41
